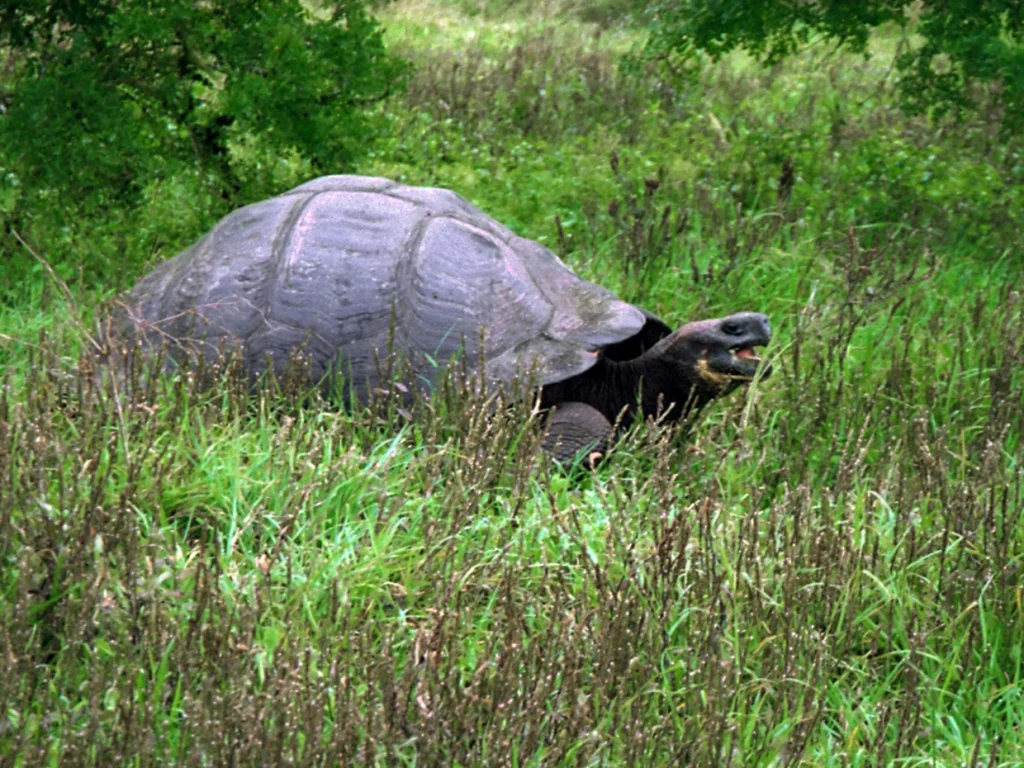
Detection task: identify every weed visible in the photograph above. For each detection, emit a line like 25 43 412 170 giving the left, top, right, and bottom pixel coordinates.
2 1 1023 763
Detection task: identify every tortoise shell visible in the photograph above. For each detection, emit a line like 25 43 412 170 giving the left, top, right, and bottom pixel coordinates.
111 175 671 398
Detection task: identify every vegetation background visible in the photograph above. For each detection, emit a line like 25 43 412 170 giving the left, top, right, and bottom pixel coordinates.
1 0 1022 764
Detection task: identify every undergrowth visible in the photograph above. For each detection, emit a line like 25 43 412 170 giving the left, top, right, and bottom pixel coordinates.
1 0 1023 764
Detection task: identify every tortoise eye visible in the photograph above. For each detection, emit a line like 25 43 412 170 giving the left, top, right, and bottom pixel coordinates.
722 321 744 336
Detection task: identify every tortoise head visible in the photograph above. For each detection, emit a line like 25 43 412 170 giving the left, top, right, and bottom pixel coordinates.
658 311 773 400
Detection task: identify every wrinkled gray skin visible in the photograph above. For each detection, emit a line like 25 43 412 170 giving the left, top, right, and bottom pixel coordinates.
540 311 772 463
108 175 772 462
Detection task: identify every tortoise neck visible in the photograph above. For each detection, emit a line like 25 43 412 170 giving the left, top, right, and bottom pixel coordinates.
607 346 704 423
546 347 702 426
540 341 711 425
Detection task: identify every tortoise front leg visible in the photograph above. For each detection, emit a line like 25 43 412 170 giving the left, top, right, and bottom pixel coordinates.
542 401 612 467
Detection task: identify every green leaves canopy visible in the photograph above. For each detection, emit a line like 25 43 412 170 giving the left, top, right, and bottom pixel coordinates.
644 0 1024 129
0 0 409 205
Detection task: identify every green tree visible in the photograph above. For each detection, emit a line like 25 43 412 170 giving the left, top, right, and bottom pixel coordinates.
643 0 1024 129
0 0 409 207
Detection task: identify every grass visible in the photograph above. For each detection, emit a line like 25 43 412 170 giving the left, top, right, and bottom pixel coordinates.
2 0 1024 764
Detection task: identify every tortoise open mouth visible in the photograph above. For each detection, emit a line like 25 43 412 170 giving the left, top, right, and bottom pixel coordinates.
728 344 771 380
732 345 762 362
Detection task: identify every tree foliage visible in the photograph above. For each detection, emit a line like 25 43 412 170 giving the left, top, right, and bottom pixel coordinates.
0 0 409 209
644 0 1024 129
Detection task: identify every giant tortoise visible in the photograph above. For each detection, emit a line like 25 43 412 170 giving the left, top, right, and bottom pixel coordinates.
107 175 772 461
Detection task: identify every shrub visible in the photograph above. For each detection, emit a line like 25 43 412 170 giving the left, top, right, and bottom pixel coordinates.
643 0 1024 131
0 0 408 292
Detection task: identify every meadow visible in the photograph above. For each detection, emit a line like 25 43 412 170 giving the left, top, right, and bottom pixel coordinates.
1 1 1022 764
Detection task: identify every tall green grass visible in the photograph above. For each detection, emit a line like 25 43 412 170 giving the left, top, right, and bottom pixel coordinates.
1 1 1022 764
